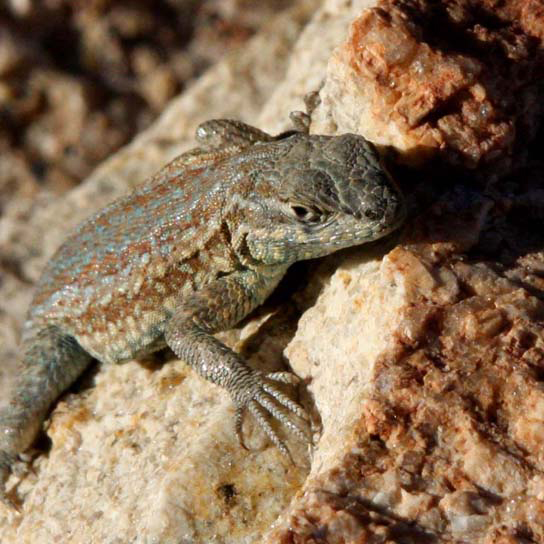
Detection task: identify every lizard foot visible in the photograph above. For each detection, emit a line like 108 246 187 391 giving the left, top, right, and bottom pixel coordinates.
0 452 22 513
233 371 310 462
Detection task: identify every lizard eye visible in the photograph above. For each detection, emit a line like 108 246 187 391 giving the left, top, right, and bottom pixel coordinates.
289 204 322 223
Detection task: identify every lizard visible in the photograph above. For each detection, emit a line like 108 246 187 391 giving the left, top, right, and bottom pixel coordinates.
0 113 406 509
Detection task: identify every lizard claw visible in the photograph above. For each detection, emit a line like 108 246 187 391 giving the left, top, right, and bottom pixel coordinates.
0 452 21 513
1 489 21 513
233 371 311 460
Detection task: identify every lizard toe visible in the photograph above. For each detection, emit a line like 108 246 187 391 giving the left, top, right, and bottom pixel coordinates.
248 401 292 462
261 380 309 422
234 406 249 450
256 393 310 443
232 370 311 461
266 371 301 386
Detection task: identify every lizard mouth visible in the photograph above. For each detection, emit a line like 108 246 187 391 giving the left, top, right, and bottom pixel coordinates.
342 183 406 237
379 187 406 231
302 179 406 243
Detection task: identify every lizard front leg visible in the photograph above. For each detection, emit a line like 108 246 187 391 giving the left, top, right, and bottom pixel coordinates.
164 269 309 458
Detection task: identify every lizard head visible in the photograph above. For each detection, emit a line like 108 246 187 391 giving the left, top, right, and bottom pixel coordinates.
244 133 406 265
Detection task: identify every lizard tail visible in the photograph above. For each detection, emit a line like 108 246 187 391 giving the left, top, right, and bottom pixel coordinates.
0 326 92 507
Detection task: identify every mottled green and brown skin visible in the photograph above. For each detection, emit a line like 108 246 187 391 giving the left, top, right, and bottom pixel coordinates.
0 118 405 507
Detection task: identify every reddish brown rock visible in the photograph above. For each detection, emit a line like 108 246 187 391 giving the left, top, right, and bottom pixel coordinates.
315 0 544 169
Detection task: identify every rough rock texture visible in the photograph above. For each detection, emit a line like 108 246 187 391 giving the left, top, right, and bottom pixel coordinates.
2 0 544 542
267 181 544 542
312 0 544 170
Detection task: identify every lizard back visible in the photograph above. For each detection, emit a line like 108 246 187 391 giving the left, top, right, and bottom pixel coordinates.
27 146 282 361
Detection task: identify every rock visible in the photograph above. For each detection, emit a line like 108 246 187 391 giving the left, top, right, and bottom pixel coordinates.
2 0 544 542
267 185 544 542
312 0 544 171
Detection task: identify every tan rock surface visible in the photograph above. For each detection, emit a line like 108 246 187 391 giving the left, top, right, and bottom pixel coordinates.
2 0 544 542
